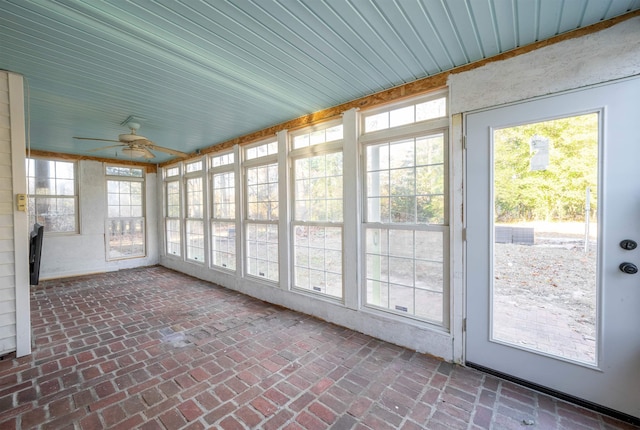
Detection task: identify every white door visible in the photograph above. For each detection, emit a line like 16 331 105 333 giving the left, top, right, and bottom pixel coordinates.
466 77 640 419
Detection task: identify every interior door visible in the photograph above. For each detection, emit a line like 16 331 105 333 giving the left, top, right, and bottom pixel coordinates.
466 77 640 419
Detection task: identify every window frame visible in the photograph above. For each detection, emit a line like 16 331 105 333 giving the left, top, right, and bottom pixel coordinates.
360 90 448 135
104 165 146 261
243 139 280 283
26 157 79 235
289 120 345 300
209 150 237 272
164 163 183 258
360 95 450 327
184 159 206 264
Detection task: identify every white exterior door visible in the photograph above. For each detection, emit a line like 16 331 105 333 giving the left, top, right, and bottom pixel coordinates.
466 77 640 419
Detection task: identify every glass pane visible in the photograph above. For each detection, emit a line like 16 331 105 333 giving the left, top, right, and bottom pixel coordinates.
211 221 236 271
415 97 447 122
246 223 278 281
293 226 342 299
389 105 415 128
492 113 598 365
365 112 389 133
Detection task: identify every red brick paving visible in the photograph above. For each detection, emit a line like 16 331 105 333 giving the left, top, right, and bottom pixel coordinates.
0 266 636 429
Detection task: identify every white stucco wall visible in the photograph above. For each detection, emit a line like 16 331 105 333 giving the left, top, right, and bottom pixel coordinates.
448 16 640 114
39 160 158 279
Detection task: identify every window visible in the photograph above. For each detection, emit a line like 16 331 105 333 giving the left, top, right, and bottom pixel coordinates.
26 158 78 233
290 122 343 298
362 94 447 133
105 166 145 260
164 164 182 257
362 95 448 325
244 140 279 282
210 152 236 271
185 160 205 262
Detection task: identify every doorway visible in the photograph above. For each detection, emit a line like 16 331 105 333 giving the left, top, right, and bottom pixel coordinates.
465 77 640 419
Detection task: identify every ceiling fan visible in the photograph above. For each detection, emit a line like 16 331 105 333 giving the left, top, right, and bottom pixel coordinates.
73 122 188 159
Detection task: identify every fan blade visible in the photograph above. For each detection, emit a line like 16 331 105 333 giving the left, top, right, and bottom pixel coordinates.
88 144 124 152
73 137 121 143
147 143 189 158
142 147 156 159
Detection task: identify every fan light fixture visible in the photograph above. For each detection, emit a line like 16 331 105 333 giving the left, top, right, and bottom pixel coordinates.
122 146 147 158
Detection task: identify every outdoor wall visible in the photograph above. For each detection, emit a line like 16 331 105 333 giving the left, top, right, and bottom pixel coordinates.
39 160 158 279
158 17 640 363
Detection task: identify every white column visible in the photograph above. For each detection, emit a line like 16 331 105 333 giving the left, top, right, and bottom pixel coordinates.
9 73 30 357
342 108 360 309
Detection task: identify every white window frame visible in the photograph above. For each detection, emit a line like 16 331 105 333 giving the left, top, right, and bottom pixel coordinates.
289 120 344 300
209 150 237 272
26 157 79 234
164 163 183 258
243 139 280 283
360 93 450 327
184 159 206 264
105 165 146 261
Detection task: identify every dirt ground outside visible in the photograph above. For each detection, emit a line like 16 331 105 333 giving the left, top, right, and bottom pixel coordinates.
493 222 597 364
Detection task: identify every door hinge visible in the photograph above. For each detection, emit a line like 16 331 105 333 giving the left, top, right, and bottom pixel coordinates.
462 318 467 332
463 135 467 150
462 228 467 242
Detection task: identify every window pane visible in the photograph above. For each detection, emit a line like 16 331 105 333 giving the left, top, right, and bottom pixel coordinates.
246 223 278 281
186 177 204 219
108 219 145 259
186 220 205 262
365 112 389 133
166 181 180 218
186 160 203 173
211 221 236 271
364 227 443 324
294 226 342 298
211 152 234 167
165 166 180 177
390 105 415 128
246 163 278 221
293 124 343 149
415 97 447 122
166 219 181 256
294 153 342 223
246 141 277 160
212 171 235 220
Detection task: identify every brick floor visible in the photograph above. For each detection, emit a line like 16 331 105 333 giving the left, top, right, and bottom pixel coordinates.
0 266 637 429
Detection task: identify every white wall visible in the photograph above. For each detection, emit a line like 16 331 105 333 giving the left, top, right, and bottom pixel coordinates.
39 160 158 279
158 17 640 363
448 16 640 114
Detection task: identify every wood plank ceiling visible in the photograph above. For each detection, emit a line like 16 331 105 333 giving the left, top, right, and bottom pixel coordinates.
1 0 639 162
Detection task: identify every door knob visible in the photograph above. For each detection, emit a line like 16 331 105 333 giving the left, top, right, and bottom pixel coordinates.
619 262 638 274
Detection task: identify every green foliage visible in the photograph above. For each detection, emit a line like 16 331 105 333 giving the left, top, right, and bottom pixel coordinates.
494 114 598 222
